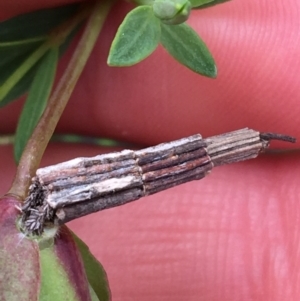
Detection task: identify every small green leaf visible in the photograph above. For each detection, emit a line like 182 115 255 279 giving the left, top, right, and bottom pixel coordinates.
153 0 191 25
0 3 79 42
160 23 216 77
189 0 213 8
107 6 161 66
193 0 230 9
72 232 111 301
14 48 58 163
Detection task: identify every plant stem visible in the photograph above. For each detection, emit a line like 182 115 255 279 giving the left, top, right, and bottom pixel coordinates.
0 37 46 47
0 4 90 102
0 135 14 145
0 43 49 101
8 0 114 200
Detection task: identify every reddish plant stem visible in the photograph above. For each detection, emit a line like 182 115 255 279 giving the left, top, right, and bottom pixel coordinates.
9 0 114 200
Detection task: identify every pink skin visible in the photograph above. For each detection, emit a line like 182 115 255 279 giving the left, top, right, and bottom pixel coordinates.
1 0 300 300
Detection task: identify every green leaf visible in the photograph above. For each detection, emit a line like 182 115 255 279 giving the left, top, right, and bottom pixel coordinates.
0 60 41 107
193 0 231 9
89 285 100 301
0 4 81 107
0 27 78 107
189 0 214 8
160 23 217 77
71 232 111 301
107 5 161 66
153 0 191 25
0 39 45 69
0 3 79 42
14 48 58 163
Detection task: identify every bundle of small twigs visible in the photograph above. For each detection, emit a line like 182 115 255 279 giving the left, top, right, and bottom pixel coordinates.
21 128 296 235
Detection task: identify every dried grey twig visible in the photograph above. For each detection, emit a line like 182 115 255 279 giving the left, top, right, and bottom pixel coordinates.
21 128 296 235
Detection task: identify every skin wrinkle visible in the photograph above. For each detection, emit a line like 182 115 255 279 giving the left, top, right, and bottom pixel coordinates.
1 1 300 144
239 193 256 299
274 187 295 289
1 153 298 300
245 187 268 299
